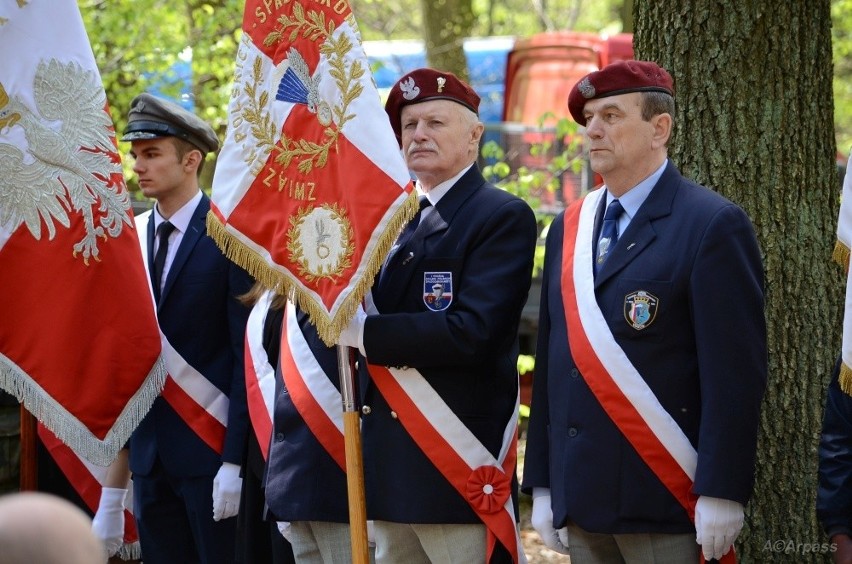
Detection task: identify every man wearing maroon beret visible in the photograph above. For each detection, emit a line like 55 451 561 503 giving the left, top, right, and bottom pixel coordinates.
336 68 537 562
522 60 767 563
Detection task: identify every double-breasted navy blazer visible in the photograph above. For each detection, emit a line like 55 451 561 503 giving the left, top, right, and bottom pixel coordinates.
522 162 767 534
130 194 253 478
264 308 350 523
360 165 538 523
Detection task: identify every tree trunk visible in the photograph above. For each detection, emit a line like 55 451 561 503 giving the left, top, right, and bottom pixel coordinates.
419 0 474 81
636 2 840 562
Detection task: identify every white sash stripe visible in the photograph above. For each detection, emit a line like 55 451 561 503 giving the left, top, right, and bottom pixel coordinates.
574 190 697 479
285 303 344 433
136 211 229 427
245 290 276 419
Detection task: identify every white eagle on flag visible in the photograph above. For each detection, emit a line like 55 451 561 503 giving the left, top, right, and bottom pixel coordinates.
0 58 132 264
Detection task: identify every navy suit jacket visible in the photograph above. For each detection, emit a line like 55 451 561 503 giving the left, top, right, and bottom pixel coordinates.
360 165 538 523
522 162 767 534
130 194 253 478
264 308 349 523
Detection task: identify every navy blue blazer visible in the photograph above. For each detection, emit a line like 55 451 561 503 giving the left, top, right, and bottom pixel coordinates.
360 165 538 523
264 308 350 523
130 194 254 478
522 162 767 534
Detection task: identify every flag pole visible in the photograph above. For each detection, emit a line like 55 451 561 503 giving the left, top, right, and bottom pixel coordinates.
19 406 38 491
337 345 370 563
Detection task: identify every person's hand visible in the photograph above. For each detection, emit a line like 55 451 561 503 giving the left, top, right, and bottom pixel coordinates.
337 305 366 350
531 488 569 554
91 487 127 556
367 520 376 547
830 533 852 564
212 462 243 521
694 496 744 561
277 521 293 542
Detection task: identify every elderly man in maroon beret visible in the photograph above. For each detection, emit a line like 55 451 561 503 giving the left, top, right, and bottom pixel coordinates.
521 60 767 563
336 68 538 563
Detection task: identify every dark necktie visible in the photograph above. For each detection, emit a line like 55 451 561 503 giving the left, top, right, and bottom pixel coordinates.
153 221 176 298
379 197 431 285
596 199 623 267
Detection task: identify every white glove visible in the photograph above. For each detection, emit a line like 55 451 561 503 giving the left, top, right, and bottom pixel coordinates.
530 488 569 554
277 521 293 542
694 496 744 561
367 520 376 548
92 487 127 556
212 462 243 521
337 305 366 353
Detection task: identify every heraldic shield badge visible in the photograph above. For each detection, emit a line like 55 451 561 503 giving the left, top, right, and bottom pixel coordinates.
424 272 452 311
624 290 658 330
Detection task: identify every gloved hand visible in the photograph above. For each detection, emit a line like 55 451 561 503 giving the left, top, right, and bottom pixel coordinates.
531 488 569 554
212 462 243 521
367 520 376 548
92 487 127 556
277 521 293 542
337 305 366 353
694 495 744 561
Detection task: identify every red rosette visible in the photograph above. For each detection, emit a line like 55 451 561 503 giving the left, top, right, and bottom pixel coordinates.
466 465 510 514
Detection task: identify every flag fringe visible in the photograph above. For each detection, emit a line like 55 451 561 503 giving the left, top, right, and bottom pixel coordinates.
117 541 142 561
0 353 167 467
206 192 418 346
841 362 852 396
833 239 850 270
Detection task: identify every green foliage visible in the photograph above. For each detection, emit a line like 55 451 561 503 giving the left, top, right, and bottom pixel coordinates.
482 114 585 276
833 0 852 154
517 354 536 376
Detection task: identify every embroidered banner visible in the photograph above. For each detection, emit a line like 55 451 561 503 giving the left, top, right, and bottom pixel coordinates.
208 0 416 344
0 0 166 465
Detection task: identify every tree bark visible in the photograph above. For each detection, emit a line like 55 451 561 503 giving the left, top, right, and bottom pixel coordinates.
636 2 839 562
419 0 474 81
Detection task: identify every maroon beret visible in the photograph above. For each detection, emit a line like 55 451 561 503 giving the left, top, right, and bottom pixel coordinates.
385 68 480 140
568 60 674 126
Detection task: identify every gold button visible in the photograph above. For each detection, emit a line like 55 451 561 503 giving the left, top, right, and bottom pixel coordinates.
390 411 399 419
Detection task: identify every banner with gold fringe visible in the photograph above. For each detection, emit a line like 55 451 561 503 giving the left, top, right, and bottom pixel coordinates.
209 0 415 344
0 0 166 466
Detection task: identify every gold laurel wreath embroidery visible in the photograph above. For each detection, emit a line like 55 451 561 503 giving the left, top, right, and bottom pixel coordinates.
263 2 364 174
240 56 278 172
286 203 354 281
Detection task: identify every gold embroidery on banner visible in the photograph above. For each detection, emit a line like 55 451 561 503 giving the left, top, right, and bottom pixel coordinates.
240 54 279 175
263 1 364 174
286 203 354 281
0 60 131 265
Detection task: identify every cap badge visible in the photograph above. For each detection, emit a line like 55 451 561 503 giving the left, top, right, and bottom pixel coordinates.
400 76 420 101
437 77 446 92
578 77 596 99
623 290 658 331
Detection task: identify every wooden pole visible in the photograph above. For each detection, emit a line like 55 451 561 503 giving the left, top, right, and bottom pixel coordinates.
337 345 370 564
18 406 37 491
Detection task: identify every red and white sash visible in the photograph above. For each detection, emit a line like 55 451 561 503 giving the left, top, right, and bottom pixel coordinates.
561 191 733 563
279 302 346 469
243 295 345 465
367 363 525 563
136 211 228 453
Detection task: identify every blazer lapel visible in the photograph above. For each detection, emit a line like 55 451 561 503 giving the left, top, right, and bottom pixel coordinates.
159 196 209 306
594 163 678 288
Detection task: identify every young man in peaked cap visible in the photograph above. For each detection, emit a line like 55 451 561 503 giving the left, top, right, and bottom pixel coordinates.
92 93 254 564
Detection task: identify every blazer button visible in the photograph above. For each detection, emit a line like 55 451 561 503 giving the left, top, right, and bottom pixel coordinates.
275 432 285 442
361 405 372 415
390 411 399 420
570 368 579 378
567 427 578 438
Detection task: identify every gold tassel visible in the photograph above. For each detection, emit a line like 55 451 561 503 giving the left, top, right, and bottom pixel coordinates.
206 193 419 347
833 240 850 270
840 362 852 396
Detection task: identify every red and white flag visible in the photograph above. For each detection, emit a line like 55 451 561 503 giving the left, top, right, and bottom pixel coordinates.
0 1 166 465
208 0 415 342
